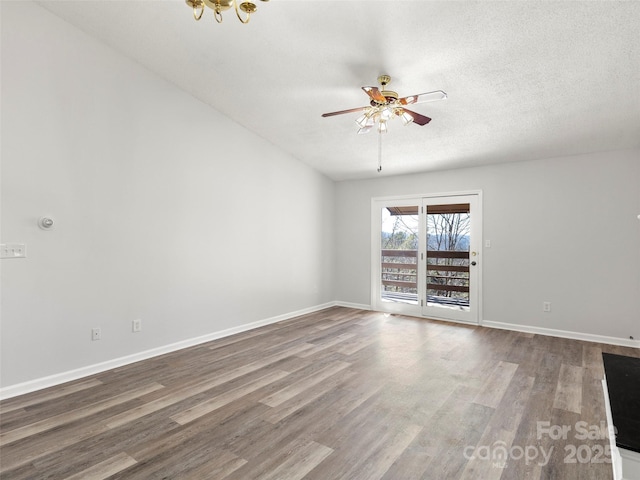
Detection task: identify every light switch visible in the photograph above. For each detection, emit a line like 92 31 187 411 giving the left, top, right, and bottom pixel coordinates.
485 239 491 248
1 243 27 259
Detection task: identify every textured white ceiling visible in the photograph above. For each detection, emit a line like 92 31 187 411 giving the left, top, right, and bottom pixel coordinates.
38 0 640 180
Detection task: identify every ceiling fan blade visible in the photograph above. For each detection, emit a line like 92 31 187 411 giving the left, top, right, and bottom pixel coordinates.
362 86 387 104
399 90 447 106
321 107 367 118
402 108 432 126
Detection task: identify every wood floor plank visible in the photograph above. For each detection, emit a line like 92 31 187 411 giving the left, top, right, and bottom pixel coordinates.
473 360 519 408
104 379 227 429
333 336 377 356
0 382 164 446
574 374 613 479
180 451 247 479
0 415 125 472
296 332 356 358
40 417 178 472
379 445 431 480
256 439 333 480
262 368 356 424
0 378 103 416
170 370 290 425
2 307 638 479
102 340 315 430
259 361 350 407
419 401 496 479
112 433 244 479
345 423 423 480
123 402 268 463
63 452 137 480
553 363 584 414
582 343 605 379
459 372 536 479
302 408 400 480
312 310 363 331
261 378 386 455
504 352 564 480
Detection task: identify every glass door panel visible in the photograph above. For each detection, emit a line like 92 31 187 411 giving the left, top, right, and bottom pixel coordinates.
422 195 479 323
380 205 419 307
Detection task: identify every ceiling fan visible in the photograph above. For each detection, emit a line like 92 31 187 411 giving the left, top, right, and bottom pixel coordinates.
321 75 447 134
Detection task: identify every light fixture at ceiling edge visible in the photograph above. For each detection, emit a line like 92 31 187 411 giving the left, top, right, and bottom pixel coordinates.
186 0 269 24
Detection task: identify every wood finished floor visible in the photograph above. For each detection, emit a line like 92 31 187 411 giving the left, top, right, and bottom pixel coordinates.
1 307 639 479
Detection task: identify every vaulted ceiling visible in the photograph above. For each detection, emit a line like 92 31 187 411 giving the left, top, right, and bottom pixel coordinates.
38 1 640 180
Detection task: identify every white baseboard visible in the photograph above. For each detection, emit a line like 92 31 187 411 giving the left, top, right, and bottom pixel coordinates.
333 301 372 311
482 320 640 348
0 302 336 400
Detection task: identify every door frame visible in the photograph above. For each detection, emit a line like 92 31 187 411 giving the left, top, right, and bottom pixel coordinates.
371 190 483 325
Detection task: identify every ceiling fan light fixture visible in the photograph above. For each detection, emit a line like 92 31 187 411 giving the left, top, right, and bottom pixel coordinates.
401 111 414 126
355 113 369 128
378 120 388 134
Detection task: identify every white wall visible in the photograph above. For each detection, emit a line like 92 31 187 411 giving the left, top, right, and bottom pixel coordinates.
0 2 334 389
334 149 640 341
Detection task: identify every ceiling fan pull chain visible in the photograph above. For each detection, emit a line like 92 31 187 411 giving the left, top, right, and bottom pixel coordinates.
377 131 383 173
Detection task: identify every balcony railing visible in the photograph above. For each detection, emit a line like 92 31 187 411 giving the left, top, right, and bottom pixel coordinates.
381 249 418 291
381 249 470 306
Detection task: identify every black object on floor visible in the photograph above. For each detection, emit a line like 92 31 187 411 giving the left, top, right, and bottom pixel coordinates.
602 352 640 454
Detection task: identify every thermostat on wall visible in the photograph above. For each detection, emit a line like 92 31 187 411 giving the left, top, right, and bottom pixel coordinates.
39 217 55 230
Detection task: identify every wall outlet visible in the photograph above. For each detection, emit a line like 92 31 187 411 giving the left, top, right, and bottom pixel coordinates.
91 327 101 341
132 319 142 333
543 302 551 313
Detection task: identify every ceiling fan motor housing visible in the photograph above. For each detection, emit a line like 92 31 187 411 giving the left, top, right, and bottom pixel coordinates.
374 75 398 104
370 93 398 106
